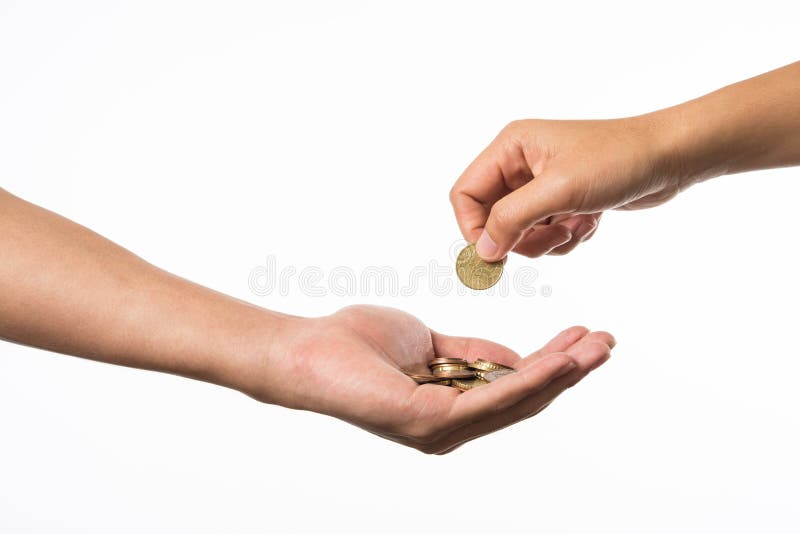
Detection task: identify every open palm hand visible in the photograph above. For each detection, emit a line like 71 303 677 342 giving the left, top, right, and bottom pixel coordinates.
271 305 614 454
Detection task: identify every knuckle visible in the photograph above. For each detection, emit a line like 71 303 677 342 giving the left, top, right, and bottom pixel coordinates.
502 120 520 134
448 185 461 206
502 119 526 135
500 119 536 146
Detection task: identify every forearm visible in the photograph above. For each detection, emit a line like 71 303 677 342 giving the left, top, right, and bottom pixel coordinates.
652 61 800 184
0 189 299 400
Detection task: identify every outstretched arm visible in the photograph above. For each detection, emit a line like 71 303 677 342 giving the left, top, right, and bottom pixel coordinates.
450 61 800 261
0 189 614 453
0 188 292 394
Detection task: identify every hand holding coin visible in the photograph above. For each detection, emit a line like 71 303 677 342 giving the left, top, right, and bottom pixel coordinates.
403 357 516 391
266 305 614 454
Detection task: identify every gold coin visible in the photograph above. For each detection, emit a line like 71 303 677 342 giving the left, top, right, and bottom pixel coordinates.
431 364 471 374
468 358 514 372
428 357 468 366
450 378 489 391
403 363 434 375
481 368 517 382
403 373 441 384
455 243 504 290
432 370 475 379
402 368 453 384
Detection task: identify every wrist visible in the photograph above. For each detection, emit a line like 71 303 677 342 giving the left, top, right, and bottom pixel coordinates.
203 309 315 406
230 311 362 414
637 106 725 193
642 80 771 189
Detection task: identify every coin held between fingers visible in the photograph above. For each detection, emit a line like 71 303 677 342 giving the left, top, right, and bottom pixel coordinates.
455 243 504 290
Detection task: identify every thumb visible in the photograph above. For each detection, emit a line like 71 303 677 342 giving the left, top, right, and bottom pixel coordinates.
476 172 573 261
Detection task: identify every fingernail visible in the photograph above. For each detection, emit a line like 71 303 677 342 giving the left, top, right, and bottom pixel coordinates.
476 230 499 260
574 222 596 242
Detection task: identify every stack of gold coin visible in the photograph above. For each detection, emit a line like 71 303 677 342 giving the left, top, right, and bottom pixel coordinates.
402 357 516 392
429 358 474 380
468 358 515 379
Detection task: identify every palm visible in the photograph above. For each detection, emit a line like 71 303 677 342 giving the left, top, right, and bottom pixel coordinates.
294 305 614 454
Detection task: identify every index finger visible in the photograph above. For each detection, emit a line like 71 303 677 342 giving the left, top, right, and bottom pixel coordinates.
450 136 533 243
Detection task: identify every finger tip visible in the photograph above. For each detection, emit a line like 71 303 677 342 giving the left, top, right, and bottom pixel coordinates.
595 331 617 349
585 342 612 370
566 340 611 370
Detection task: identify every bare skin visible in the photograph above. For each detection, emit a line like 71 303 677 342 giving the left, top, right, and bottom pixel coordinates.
0 189 614 454
451 61 800 261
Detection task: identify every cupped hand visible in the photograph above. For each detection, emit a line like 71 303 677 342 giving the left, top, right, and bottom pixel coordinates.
254 305 614 454
450 116 689 261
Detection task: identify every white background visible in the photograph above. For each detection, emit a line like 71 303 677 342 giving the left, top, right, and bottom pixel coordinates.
2 1 799 532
